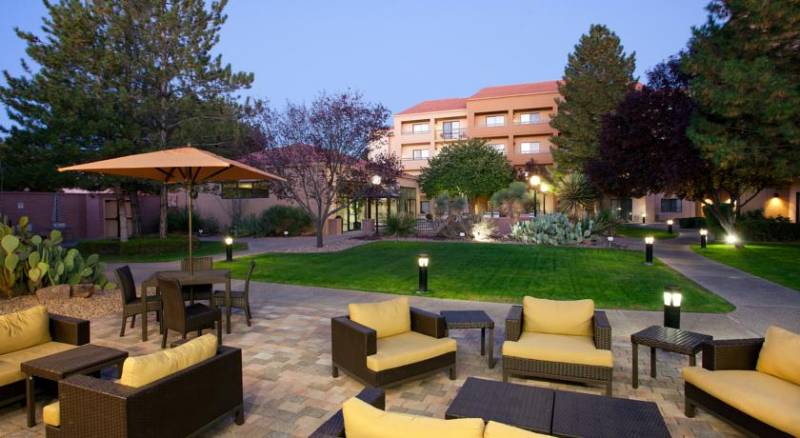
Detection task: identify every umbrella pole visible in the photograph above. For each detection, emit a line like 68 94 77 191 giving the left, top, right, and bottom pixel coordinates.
188 180 193 274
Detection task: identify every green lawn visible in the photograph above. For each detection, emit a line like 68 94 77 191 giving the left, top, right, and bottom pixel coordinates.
616 224 677 240
77 236 248 263
218 241 733 313
692 243 800 291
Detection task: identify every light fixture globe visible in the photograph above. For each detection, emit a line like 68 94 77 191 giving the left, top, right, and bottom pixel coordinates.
371 175 382 186
644 236 655 245
699 228 708 236
417 254 430 268
666 219 674 225
224 236 234 246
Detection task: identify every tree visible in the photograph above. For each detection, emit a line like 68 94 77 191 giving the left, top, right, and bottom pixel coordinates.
250 91 390 248
682 0 800 235
419 139 514 212
550 24 637 173
490 182 531 223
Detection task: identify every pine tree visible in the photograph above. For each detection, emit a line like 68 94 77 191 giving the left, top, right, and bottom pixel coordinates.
550 24 637 173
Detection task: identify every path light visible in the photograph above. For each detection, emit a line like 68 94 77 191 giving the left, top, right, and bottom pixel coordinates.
666 219 674 234
644 236 655 265
607 235 614 248
283 230 289 237
699 228 708 249
529 175 541 216
459 232 466 239
417 254 430 293
224 236 234 262
663 286 683 329
641 213 647 224
725 234 738 245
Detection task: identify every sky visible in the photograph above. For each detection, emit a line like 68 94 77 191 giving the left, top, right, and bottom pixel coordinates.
0 0 709 127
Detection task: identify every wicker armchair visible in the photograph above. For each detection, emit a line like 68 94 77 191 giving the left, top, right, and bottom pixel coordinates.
213 260 255 326
115 266 162 338
503 302 613 395
181 256 214 302
684 338 797 437
331 300 456 388
45 345 244 438
159 278 222 348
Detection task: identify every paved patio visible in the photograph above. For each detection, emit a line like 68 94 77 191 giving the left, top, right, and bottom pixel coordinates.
0 280 749 437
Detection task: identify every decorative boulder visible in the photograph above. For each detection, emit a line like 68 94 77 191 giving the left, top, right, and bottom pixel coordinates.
35 284 71 302
70 283 96 298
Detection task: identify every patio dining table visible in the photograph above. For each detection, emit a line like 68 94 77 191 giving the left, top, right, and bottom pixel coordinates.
140 269 232 341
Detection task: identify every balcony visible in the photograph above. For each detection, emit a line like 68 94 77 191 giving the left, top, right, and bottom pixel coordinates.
513 118 550 126
400 156 431 171
399 128 432 139
436 128 468 141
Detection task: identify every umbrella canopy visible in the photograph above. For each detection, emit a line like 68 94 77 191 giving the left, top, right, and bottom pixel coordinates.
60 147 284 270
59 146 283 184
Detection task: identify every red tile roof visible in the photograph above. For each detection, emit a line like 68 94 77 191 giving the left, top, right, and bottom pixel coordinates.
469 80 561 99
396 98 467 115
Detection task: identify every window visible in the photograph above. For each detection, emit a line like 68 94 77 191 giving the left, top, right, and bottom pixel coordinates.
519 112 541 124
221 181 271 199
412 149 430 159
520 142 540 154
411 123 429 134
441 121 461 139
660 198 682 213
489 144 505 154
485 115 505 127
420 201 431 215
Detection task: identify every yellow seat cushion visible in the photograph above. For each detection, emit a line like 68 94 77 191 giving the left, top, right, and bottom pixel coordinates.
119 334 217 388
366 331 457 372
349 297 411 339
523 297 594 336
0 342 76 386
683 367 800 436
43 401 60 427
502 332 613 368
0 305 51 355
342 396 484 438
484 421 554 437
756 325 800 386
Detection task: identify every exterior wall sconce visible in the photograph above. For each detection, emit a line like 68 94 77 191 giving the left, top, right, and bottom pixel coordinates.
663 287 682 329
417 254 429 293
644 236 655 265
699 228 708 249
224 236 234 262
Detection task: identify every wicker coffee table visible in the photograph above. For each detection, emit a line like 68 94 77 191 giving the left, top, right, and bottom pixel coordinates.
631 325 712 388
446 377 670 437
20 344 128 427
440 310 495 368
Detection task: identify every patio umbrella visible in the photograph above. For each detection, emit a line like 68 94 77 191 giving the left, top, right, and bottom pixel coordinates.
59 146 284 270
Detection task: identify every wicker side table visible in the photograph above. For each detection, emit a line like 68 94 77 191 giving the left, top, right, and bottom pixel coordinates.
440 310 495 368
631 325 712 388
20 344 128 427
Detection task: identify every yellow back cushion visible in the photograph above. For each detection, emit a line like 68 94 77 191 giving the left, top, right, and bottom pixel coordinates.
756 325 800 386
0 305 51 355
485 421 554 437
119 334 217 388
523 297 594 336
342 396 484 438
348 297 411 339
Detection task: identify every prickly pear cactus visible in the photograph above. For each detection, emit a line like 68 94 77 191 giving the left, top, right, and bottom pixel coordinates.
511 213 594 246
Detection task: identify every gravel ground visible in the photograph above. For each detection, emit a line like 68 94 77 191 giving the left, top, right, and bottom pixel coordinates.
0 288 121 319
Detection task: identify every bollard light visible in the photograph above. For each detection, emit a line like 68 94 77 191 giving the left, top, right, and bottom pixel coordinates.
699 228 708 249
283 230 289 237
224 236 234 262
459 232 466 238
607 235 614 248
666 219 674 234
417 254 429 293
641 213 646 224
644 236 655 265
663 287 682 329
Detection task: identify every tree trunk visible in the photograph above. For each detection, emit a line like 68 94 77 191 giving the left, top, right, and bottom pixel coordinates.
315 219 325 248
159 184 168 238
115 187 129 243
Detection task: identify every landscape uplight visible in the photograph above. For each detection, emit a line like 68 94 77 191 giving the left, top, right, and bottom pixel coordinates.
699 228 708 249
224 236 234 261
644 236 655 265
663 286 682 329
666 219 674 234
417 254 429 293
725 234 738 245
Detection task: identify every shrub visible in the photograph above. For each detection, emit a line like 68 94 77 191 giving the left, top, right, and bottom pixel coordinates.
167 209 218 234
230 214 265 237
736 213 800 242
678 217 707 229
471 219 498 241
591 209 623 236
511 213 593 245
384 214 417 237
260 205 312 236
77 236 199 255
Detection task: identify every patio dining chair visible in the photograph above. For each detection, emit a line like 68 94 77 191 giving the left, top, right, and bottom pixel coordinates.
213 260 256 326
159 277 222 348
180 256 214 302
115 265 162 339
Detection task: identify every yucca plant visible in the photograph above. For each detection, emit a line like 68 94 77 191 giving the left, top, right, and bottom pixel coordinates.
555 173 597 220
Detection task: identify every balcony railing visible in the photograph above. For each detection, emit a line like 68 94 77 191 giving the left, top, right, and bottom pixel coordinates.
436 128 468 140
400 129 432 136
513 118 550 126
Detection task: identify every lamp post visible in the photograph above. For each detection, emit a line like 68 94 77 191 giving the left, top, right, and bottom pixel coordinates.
644 236 654 265
417 254 429 293
663 287 682 329
529 175 541 216
666 219 674 234
540 183 549 215
699 228 708 249
224 236 234 262
371 175 382 237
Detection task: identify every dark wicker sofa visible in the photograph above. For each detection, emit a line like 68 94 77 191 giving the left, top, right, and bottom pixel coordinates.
0 314 89 407
45 345 244 438
331 307 455 388
684 338 795 437
309 388 385 438
503 305 613 395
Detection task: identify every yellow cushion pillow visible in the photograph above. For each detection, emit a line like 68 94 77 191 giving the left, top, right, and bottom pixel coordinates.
0 305 51 355
485 421 554 437
756 325 800 386
523 297 594 336
348 297 411 339
342 396 484 438
119 334 217 388
43 401 60 427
